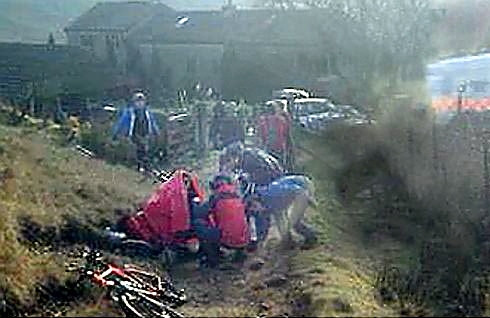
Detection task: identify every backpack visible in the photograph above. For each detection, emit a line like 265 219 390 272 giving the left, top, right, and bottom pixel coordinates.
124 170 203 246
210 183 249 248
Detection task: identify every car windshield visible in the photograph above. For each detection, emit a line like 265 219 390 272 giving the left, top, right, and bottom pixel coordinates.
338 106 361 117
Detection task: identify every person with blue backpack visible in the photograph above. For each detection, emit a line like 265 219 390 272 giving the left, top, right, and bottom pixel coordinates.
112 92 160 171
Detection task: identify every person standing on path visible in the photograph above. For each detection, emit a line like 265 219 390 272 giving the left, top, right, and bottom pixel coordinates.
112 92 160 171
257 101 293 169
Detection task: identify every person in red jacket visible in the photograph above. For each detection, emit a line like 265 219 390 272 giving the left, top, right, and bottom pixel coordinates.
257 101 292 167
209 174 249 262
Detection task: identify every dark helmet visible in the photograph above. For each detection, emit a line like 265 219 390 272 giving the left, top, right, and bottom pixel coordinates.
209 173 234 190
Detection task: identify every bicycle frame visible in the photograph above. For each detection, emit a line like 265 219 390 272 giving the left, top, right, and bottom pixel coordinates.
67 249 186 317
92 264 169 297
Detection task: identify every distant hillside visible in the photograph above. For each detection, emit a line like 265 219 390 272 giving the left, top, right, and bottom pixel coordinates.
0 0 98 43
0 0 255 44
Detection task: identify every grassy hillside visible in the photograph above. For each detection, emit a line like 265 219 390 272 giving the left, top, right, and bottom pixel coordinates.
0 120 154 314
293 130 407 317
0 103 396 317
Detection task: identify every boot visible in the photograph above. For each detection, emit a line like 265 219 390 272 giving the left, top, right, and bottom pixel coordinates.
231 249 247 264
294 221 318 249
200 241 220 268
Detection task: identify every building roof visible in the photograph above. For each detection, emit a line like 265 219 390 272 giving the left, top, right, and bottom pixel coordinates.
130 10 224 44
131 8 328 46
65 1 174 32
67 1 331 45
231 8 329 45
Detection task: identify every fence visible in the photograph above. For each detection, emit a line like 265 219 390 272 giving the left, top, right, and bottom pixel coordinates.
0 64 28 101
165 112 198 162
0 91 260 171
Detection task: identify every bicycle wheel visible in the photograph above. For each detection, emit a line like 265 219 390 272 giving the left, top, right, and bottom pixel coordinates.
118 291 184 318
121 239 155 258
118 292 145 318
137 292 185 318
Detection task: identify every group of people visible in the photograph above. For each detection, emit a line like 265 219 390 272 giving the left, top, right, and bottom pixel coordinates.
183 141 318 268
111 91 315 268
210 99 295 170
111 91 295 173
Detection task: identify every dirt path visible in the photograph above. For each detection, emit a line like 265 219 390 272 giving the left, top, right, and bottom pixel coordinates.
173 240 296 317
173 150 299 317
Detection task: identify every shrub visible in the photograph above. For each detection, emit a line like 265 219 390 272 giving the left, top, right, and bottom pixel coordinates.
325 94 490 315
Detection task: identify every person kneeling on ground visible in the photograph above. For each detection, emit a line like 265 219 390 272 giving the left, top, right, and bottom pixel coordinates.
209 173 249 263
190 173 250 267
241 173 318 249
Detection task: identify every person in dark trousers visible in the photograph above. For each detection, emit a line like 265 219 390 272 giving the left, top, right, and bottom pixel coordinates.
190 173 250 267
112 92 160 171
189 197 222 268
219 108 245 149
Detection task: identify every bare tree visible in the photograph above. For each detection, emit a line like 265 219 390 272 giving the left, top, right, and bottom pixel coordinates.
254 0 432 88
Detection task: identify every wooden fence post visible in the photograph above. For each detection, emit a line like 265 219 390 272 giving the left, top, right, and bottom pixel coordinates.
196 101 209 167
29 96 35 116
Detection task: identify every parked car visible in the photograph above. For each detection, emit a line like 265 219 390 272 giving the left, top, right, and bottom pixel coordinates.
293 98 336 130
336 104 371 126
293 98 370 132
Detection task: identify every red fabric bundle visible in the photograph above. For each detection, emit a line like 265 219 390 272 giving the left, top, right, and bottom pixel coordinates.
125 170 204 246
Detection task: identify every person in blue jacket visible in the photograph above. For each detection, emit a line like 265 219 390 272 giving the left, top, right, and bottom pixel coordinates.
112 92 160 171
240 173 317 250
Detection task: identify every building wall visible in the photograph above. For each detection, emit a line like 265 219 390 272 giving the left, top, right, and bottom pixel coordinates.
66 31 81 46
0 42 119 101
65 30 128 72
223 43 329 101
139 43 224 92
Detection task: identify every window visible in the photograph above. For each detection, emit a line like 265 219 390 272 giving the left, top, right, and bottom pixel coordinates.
80 34 94 48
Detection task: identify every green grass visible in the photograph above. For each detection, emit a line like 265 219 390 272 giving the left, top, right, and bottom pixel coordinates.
0 122 154 312
291 129 400 317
